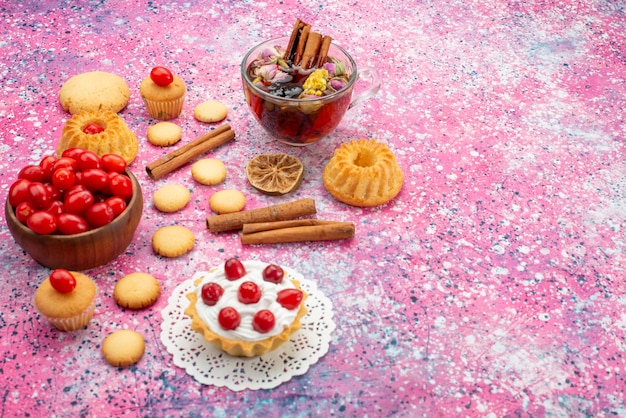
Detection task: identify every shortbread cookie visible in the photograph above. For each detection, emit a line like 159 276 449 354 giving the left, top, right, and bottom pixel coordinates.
153 184 190 212
114 272 161 310
59 71 130 114
152 225 195 257
193 100 228 123
102 330 145 367
191 158 227 185
147 121 182 146
209 189 246 214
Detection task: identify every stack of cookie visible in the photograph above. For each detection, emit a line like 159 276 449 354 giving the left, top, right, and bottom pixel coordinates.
57 71 139 164
102 272 162 366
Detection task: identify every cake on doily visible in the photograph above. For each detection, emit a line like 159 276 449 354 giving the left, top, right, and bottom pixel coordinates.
57 110 139 164
162 269 335 390
185 259 307 357
323 138 404 207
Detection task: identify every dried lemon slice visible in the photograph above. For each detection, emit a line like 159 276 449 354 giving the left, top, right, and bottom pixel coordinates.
246 153 304 195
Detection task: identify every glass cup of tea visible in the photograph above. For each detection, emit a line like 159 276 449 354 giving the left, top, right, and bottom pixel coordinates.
241 36 381 146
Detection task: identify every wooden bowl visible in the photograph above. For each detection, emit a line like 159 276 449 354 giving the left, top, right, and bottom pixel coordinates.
5 170 143 270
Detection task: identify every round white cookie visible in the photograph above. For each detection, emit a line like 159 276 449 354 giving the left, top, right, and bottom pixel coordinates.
147 121 182 146
59 71 130 114
194 100 228 123
191 158 227 185
153 184 191 212
209 189 246 214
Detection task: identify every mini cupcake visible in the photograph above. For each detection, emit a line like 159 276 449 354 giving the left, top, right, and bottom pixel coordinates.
140 66 186 120
34 269 97 331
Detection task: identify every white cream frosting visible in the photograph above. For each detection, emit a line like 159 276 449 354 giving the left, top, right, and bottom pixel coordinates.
192 260 302 342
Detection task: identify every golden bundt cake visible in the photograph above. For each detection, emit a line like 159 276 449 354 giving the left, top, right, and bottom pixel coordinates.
57 110 139 164
323 139 403 207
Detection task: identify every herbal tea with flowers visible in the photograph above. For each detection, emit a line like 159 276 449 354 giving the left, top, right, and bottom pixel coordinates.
247 45 349 99
250 54 349 99
242 19 356 144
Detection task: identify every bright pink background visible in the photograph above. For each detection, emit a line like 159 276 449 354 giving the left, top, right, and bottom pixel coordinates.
1 1 624 416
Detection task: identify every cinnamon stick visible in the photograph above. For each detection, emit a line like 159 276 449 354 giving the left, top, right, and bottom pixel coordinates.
242 219 338 235
241 222 355 245
293 24 311 66
286 18 306 61
316 35 332 68
206 198 316 232
301 32 322 69
146 124 235 180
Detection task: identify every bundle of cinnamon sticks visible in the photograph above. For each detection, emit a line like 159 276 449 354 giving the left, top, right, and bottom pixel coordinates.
206 198 355 245
241 219 355 245
285 18 332 70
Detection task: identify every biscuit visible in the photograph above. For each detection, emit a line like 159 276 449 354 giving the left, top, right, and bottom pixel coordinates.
152 225 195 257
193 100 228 123
114 272 161 310
59 71 130 115
102 330 145 367
191 158 227 185
153 184 190 212
147 121 182 147
209 189 246 214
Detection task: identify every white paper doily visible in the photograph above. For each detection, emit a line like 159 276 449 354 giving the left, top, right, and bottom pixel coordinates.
160 276 335 391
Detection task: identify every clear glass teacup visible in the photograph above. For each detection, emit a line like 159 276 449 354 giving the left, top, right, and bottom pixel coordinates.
241 36 381 146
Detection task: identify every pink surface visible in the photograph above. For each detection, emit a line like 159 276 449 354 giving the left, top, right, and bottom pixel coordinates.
1 1 625 416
